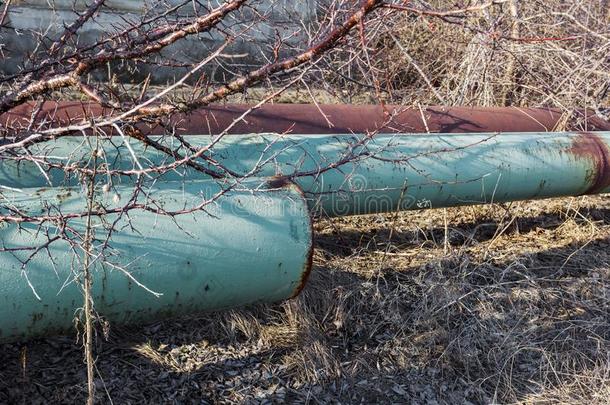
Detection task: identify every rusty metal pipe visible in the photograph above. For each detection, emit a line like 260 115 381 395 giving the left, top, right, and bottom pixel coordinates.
1 102 608 136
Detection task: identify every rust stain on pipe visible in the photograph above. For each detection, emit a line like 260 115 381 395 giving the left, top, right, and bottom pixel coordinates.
569 132 610 194
265 175 315 298
291 243 314 299
2 102 609 136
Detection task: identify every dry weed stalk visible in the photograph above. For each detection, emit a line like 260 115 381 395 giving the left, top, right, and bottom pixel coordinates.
324 0 609 116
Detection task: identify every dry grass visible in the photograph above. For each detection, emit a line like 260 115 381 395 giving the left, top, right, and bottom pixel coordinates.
324 0 610 111
0 195 608 403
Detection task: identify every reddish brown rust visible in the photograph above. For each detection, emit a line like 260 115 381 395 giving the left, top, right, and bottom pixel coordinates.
290 240 314 299
569 132 610 194
265 177 315 299
261 176 313 298
265 174 293 190
2 102 609 136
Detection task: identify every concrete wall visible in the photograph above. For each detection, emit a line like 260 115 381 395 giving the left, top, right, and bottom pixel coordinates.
0 0 316 82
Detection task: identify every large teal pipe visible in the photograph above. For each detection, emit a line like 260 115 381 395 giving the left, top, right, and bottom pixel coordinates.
1 132 609 215
0 179 313 341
